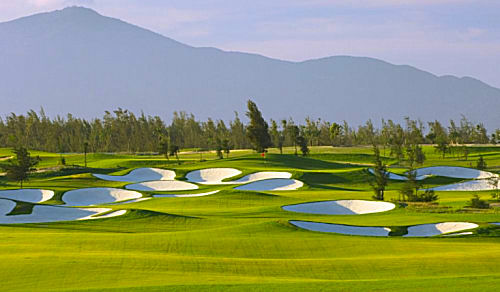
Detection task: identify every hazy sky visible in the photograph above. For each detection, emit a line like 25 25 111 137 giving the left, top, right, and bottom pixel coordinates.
1 0 500 87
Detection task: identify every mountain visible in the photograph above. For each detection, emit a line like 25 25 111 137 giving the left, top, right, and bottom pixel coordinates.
1 6 499 129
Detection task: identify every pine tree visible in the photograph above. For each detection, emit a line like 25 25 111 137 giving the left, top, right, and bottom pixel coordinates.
2 147 40 188
369 145 389 200
245 100 272 153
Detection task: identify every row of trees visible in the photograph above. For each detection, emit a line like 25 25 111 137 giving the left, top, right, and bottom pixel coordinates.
0 107 498 154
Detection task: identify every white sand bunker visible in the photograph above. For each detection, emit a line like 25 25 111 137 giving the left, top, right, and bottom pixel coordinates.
231 172 292 183
0 199 16 216
283 200 395 215
63 188 142 206
291 220 391 237
404 222 478 237
443 232 473 236
414 166 496 179
93 168 176 182
126 180 199 191
0 189 54 203
154 190 220 198
0 205 125 224
430 179 499 191
186 168 241 184
110 198 152 205
235 179 303 191
368 168 427 181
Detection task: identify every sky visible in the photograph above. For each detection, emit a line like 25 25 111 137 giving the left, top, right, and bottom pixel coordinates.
1 0 500 88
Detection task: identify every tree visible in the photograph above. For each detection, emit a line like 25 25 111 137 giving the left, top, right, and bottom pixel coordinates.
488 176 499 200
476 155 487 170
289 125 300 155
470 194 489 209
270 119 284 154
169 144 180 165
222 138 231 158
428 120 449 158
245 100 272 153
399 167 422 201
158 138 170 161
369 145 389 200
329 123 341 146
296 136 309 156
83 141 89 167
2 147 40 188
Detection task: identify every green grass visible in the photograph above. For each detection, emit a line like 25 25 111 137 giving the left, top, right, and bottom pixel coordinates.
0 146 499 291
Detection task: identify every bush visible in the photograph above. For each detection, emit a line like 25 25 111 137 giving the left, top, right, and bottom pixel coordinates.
402 189 439 202
470 194 490 209
476 156 487 170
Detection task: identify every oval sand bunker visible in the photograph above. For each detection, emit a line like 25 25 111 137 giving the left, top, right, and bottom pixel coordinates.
231 171 292 183
414 166 495 179
404 222 478 237
430 179 499 191
235 179 303 191
0 199 16 216
154 190 220 198
0 189 54 203
186 168 241 184
291 220 391 237
0 205 125 224
63 188 142 206
126 180 199 191
283 200 395 215
93 168 176 182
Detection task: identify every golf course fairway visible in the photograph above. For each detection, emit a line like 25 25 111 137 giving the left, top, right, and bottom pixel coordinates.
0 145 499 291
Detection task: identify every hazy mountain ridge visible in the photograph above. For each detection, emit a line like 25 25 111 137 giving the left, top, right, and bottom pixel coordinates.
1 6 499 129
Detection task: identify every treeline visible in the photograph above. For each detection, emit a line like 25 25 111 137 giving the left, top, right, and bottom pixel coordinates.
0 107 498 154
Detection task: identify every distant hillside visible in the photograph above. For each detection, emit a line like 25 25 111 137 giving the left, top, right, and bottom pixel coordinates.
1 6 499 128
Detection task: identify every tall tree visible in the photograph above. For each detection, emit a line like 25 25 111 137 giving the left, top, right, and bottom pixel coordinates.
296 136 309 156
329 123 341 146
270 119 284 154
83 141 89 167
369 144 389 200
169 144 180 165
245 100 272 153
2 147 40 188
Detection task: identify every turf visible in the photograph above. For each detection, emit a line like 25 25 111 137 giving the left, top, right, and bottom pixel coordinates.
0 145 499 291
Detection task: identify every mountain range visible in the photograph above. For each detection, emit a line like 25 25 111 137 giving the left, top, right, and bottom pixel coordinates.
1 6 499 129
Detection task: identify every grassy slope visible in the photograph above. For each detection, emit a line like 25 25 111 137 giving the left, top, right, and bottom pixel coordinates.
0 146 499 291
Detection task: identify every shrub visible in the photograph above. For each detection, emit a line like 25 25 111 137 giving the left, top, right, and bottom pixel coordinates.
470 194 490 209
476 155 487 170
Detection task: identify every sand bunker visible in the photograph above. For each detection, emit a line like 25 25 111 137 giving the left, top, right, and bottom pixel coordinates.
368 168 427 181
291 220 391 236
283 200 395 215
90 209 127 219
430 179 499 191
413 166 496 179
154 190 221 198
126 180 199 191
235 179 303 191
63 188 142 206
231 172 292 183
109 198 152 205
186 168 241 184
443 232 473 236
0 205 125 224
404 222 478 237
0 189 54 203
93 168 176 182
0 199 16 216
